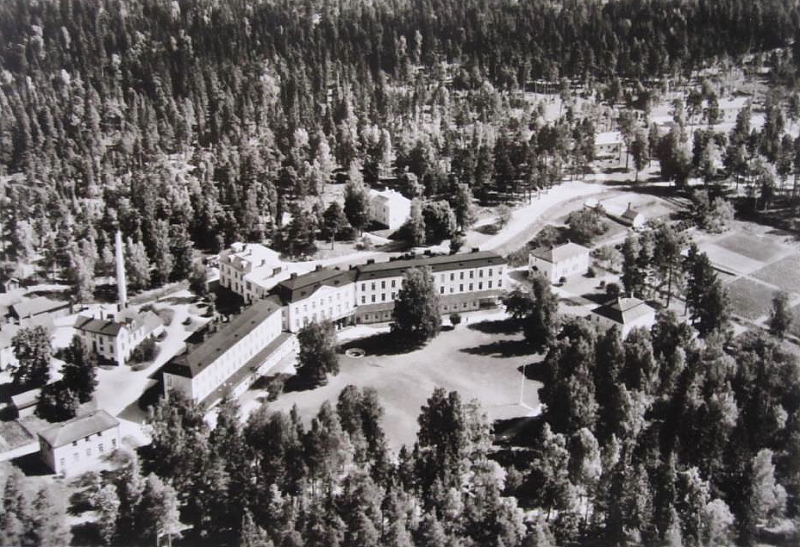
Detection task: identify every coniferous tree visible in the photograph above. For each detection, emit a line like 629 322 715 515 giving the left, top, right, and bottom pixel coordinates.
10 326 52 390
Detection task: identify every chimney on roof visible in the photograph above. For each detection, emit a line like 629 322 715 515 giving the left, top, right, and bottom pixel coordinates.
261 259 266 266
290 273 298 279
424 250 431 256
273 267 282 276
367 259 375 265
472 247 480 253
315 265 323 271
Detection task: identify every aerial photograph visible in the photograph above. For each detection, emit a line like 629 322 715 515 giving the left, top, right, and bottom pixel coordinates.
0 0 799 546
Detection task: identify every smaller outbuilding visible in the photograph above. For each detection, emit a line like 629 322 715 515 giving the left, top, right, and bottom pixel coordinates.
9 297 72 325
10 387 41 418
529 242 591 284
0 276 20 293
619 203 646 229
38 409 121 476
591 296 656 337
369 189 411 230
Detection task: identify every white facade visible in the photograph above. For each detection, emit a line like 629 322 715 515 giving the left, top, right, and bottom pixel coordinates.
529 242 591 283
595 132 625 168
219 243 289 303
163 302 284 404
38 410 121 476
369 189 411 229
75 311 162 366
284 282 356 333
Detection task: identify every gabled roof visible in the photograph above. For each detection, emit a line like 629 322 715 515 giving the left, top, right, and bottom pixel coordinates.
161 298 282 378
594 297 655 325
10 297 70 319
596 131 623 145
272 267 356 305
369 188 411 207
74 316 126 337
220 243 282 271
621 204 643 220
10 387 40 409
38 409 119 448
356 251 506 281
530 242 590 264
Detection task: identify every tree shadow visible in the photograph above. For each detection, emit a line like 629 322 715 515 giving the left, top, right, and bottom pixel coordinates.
467 318 520 335
460 339 531 358
475 223 500 235
582 291 612 305
339 331 421 356
517 362 547 383
11 452 53 476
493 415 546 448
283 373 328 394
71 522 101 546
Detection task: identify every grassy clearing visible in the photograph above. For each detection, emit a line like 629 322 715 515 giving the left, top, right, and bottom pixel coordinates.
267 318 543 450
751 254 800 293
726 278 777 320
714 233 785 263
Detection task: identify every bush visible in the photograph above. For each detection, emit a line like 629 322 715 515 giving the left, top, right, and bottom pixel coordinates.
266 375 286 401
599 280 606 288
129 337 159 364
450 313 462 326
606 282 621 298
506 248 529 268
586 266 596 278
156 308 175 326
559 276 567 285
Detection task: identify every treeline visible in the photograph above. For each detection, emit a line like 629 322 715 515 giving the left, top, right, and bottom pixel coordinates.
1 0 798 291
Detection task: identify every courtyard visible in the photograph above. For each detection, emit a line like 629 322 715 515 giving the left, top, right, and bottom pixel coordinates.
251 311 543 451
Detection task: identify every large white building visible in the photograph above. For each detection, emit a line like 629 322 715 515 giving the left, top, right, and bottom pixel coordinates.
74 309 162 366
353 250 507 324
369 189 411 230
162 298 295 407
219 243 301 304
38 409 120 476
272 266 358 332
529 242 591 283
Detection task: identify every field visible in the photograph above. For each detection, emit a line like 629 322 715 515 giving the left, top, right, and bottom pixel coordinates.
725 278 777 320
263 315 543 451
714 233 786 263
751 254 800 294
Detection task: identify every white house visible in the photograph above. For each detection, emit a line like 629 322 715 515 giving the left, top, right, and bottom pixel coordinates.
38 409 120 476
529 242 591 283
74 309 162 366
219 243 297 304
619 203 646 229
369 189 411 230
595 131 625 168
161 298 294 408
592 296 657 337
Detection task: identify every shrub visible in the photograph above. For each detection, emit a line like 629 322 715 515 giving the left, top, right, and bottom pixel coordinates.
450 313 462 326
266 375 286 401
129 337 159 364
599 280 606 288
156 308 175 326
559 276 567 285
586 266 596 278
606 282 621 298
506 248 529 268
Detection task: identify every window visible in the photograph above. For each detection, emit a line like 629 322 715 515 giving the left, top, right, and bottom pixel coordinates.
463 302 467 309
459 272 464 280
361 296 366 304
99 444 104 453
361 283 366 291
488 281 493 288
478 282 483 290
371 295 376 303
469 283 473 291
391 280 396 288
459 284 463 292
87 448 92 456
72 441 77 447
440 287 444 294
112 439 117 448
470 271 474 279
371 282 376 290
365 314 370 321
391 292 395 299
59 458 65 468
450 273 454 281
489 268 493 276
498 279 503 287
381 294 386 301
479 269 483 277
381 281 386 289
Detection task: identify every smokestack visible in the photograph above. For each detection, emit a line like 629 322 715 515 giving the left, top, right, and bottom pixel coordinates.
115 230 127 308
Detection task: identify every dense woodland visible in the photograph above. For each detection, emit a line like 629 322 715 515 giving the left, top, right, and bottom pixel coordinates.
2 1 800 546
1 0 800 294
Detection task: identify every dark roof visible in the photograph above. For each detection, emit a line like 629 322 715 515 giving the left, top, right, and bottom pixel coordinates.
38 409 119 448
10 297 70 319
272 267 356 305
593 297 655 325
355 251 506 281
162 299 282 378
200 332 293 407
74 316 125 337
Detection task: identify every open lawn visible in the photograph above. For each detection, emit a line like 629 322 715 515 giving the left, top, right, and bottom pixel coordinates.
263 318 543 451
714 233 786 263
701 243 764 276
752 254 800 294
725 278 777 320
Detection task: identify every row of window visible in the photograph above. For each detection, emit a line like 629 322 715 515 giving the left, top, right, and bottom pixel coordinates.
60 438 117 468
439 280 499 293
